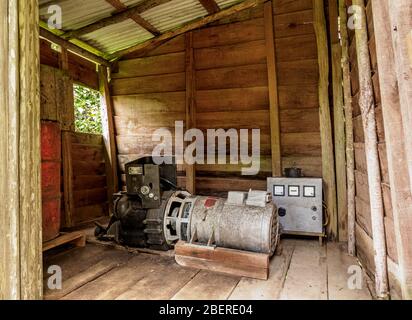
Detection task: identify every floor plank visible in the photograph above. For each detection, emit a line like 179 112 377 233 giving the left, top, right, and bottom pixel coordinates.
172 270 240 300
279 240 328 300
115 255 199 300
229 243 295 300
327 242 372 300
44 247 131 300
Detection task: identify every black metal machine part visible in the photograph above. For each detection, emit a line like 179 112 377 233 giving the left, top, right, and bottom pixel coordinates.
95 157 179 250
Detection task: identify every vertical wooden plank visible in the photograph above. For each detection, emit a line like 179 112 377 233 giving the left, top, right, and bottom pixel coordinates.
353 0 389 299
18 0 43 299
313 0 338 239
372 0 412 300
99 66 119 212
264 0 282 177
329 0 348 242
0 0 21 300
339 0 356 255
185 32 196 194
58 71 75 131
387 0 412 190
62 132 75 228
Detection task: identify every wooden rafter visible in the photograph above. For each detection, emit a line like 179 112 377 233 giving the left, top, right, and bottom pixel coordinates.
105 0 161 36
62 0 171 40
110 0 265 60
39 26 111 66
198 0 221 14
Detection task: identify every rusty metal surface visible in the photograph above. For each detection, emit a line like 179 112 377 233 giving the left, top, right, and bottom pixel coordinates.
41 121 62 242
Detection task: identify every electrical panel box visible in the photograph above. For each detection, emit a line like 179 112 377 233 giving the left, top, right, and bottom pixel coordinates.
267 178 323 236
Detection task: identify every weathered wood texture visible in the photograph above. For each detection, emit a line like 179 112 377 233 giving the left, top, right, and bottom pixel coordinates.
40 38 99 90
339 0 356 255
175 241 269 280
0 0 42 300
111 0 323 196
62 132 109 228
313 0 337 239
346 0 396 299
371 0 412 300
99 66 119 213
329 0 348 241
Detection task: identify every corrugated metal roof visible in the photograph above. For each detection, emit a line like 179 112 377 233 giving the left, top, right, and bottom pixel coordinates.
140 0 208 33
216 0 244 9
39 0 247 56
80 19 154 54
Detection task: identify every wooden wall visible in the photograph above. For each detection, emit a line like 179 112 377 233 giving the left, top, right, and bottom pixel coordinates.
40 38 99 90
63 132 108 227
111 0 322 195
40 41 109 228
346 0 401 298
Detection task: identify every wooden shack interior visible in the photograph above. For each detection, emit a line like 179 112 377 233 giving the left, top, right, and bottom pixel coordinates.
0 0 411 301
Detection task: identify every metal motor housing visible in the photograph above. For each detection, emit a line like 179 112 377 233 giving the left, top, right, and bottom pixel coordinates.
98 157 279 255
162 191 279 255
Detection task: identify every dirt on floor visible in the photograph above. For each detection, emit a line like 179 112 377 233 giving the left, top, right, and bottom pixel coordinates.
43 239 372 300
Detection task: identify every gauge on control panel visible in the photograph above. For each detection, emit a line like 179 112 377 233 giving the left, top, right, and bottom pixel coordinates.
303 186 316 198
140 185 150 196
273 185 285 196
288 185 300 197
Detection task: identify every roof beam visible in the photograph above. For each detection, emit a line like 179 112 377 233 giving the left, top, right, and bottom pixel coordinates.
39 26 111 66
110 0 264 60
62 0 171 40
105 0 161 36
198 0 221 14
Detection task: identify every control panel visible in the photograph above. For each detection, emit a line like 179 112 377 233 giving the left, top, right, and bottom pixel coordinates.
125 163 161 208
267 178 323 236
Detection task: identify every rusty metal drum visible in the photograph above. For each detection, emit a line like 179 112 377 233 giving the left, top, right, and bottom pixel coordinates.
41 121 62 242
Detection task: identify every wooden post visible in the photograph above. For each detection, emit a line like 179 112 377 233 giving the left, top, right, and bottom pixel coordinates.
264 0 282 177
99 66 119 213
313 0 338 240
0 0 42 300
387 1 412 191
185 32 196 194
353 0 389 299
62 132 75 228
371 0 412 300
339 0 356 256
328 0 348 241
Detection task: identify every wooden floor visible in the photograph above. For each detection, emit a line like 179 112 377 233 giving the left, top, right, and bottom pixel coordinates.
43 239 372 300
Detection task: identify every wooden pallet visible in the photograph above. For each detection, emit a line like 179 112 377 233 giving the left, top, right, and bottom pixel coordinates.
175 241 270 280
43 231 86 252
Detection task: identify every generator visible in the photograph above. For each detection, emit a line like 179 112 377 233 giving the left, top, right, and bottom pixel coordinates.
267 177 324 237
96 157 279 255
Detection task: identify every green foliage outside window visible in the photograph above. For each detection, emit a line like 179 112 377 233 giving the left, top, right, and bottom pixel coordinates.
74 84 103 135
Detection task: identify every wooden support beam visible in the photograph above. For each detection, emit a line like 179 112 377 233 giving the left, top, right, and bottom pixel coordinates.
185 32 196 194
387 0 412 191
62 0 170 40
175 241 270 280
198 0 221 14
328 0 348 242
62 132 75 228
264 1 281 177
105 0 161 36
313 0 338 240
110 0 265 60
0 0 42 300
339 0 356 256
353 0 389 299
39 26 110 66
99 66 120 212
371 0 412 300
